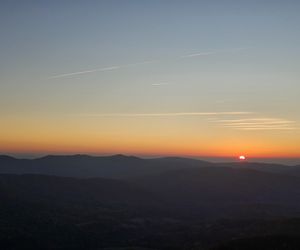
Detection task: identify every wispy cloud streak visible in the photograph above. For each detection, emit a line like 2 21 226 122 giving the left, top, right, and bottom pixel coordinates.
47 66 121 79
181 51 217 58
70 111 297 130
237 127 296 131
181 47 249 58
216 118 298 131
74 111 252 117
151 82 170 86
47 61 154 80
47 47 248 79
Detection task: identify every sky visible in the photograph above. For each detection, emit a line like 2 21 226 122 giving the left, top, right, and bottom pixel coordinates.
0 1 300 161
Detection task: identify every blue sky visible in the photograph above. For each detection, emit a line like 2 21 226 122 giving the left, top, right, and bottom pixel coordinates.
0 1 300 159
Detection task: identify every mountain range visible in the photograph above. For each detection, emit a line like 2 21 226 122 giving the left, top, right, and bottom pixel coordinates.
0 154 299 178
1 154 300 249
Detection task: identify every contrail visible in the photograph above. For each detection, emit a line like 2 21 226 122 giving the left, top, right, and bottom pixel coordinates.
73 111 252 117
47 47 249 79
47 61 155 80
181 51 217 58
181 47 249 58
47 66 121 79
151 82 170 86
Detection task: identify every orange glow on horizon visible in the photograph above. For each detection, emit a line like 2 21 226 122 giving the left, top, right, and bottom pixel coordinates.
1 141 300 159
1 114 299 159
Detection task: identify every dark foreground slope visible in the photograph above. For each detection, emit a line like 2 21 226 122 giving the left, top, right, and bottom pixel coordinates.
217 161 300 176
1 166 300 249
0 174 158 207
0 174 164 250
213 235 300 250
134 167 300 218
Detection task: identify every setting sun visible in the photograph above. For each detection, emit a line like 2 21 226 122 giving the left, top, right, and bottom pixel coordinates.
1 2 300 249
239 155 246 161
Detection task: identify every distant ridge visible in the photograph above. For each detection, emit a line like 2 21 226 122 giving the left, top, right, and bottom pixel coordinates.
0 154 211 178
0 154 299 178
0 155 18 161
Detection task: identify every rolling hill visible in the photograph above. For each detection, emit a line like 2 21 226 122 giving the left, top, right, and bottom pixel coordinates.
0 154 212 178
1 154 300 179
1 164 300 249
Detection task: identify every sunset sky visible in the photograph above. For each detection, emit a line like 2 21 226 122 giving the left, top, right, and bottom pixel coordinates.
1 1 299 160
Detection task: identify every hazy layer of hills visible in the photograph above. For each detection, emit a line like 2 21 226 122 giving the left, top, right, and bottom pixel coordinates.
0 154 299 178
0 154 300 249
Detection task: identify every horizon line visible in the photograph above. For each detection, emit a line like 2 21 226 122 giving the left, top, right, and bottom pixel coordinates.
1 152 300 163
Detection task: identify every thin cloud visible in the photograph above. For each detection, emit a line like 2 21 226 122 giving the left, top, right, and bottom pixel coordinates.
47 61 155 80
237 127 296 131
73 112 252 117
125 60 157 67
151 82 170 86
47 47 248 79
181 47 249 58
218 118 294 123
216 118 298 131
69 110 297 130
181 51 217 58
47 66 120 79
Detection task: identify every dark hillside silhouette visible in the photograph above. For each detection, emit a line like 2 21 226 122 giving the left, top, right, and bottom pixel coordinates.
0 156 300 249
1 154 300 178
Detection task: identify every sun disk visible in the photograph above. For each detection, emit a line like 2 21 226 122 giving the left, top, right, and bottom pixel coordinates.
239 155 246 160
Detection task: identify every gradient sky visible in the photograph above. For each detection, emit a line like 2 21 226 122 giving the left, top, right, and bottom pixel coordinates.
1 1 300 159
